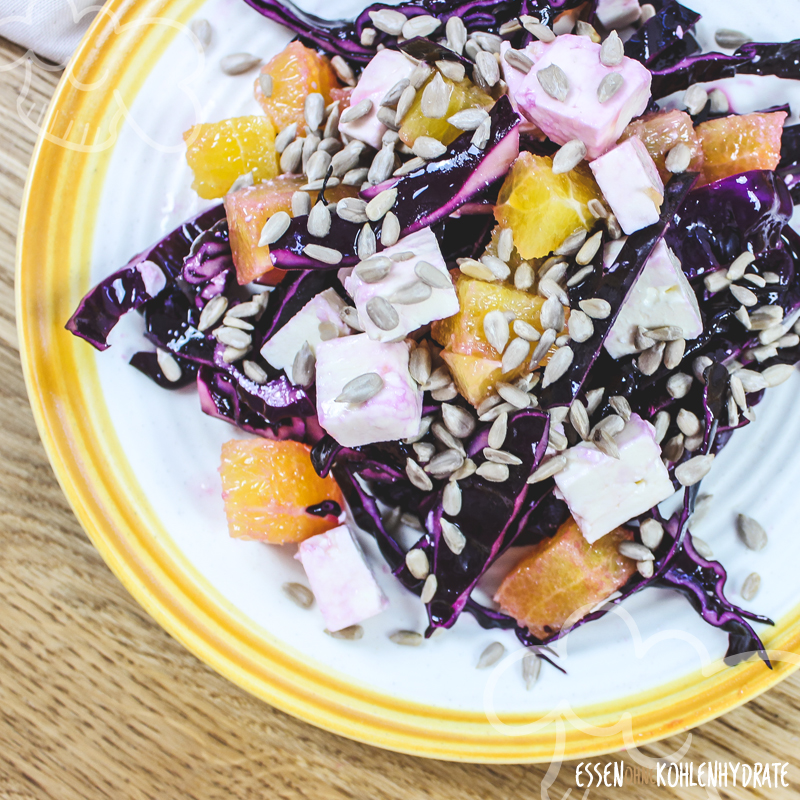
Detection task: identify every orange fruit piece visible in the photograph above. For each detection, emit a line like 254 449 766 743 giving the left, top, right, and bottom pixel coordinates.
224 176 359 284
619 109 705 183
399 76 493 148
255 41 342 130
219 439 344 544
696 111 787 185
494 517 636 639
184 116 278 200
494 152 601 260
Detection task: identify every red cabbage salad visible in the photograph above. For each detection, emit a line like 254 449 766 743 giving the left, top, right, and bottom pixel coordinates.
69 0 800 672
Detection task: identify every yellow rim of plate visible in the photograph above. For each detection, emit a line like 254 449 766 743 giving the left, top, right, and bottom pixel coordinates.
16 0 800 763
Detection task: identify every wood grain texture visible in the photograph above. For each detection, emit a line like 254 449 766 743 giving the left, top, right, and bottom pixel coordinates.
1 35 798 800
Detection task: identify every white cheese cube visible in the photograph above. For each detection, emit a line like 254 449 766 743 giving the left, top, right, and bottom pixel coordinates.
340 227 459 342
503 34 652 159
260 288 349 383
553 413 675 544
296 524 388 632
590 137 664 235
337 50 416 150
605 240 703 359
315 334 423 447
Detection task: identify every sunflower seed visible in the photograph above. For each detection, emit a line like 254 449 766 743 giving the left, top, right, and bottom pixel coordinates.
340 98 373 126
413 442 435 464
498 381 532 411
684 84 709 116
482 448 521 467
762 363 794 387
567 401 589 442
385 630 424 649
574 232 602 267
215 325 250 349
445 16 467 54
365 188 397 223
438 479 463 518
675 408 700 437
304 149 331 182
222 346 248 363
705 88 729 116
503 48 534 75
778 333 799 348
326 54 355 87
741 572 761 602
223 315 253 331
639 519 664 551
663 373 692 401
530 328 557 369
392 84 416 126
433 384 457 402
431 423 466 457
318 321 340 342
736 369 767 393
432 518 466 560
523 19 556 42
703 270 730 294
727 251 755 282
227 170 255 193
362 297 398 331
737 514 768 551
593 427 621 459
447 108 490 133
482 309 509 354
303 201 330 239
649 412 669 446
325 624 365 641
475 51 500 88
690 537 714 560
480 415 508 457
220 52 261 75
510 262 533 291
507 321 537 345
597 29 624 66
407 262 448 294
403 13 441 38
527 455 566 484
542 346 573 388
302 243 342 265
406 457 434 492
729 373 747 410
597 72 624 104
369 7 407 35
471 117 492 150
499 337 529 374
153 348 181 383
409 346 432 386
198 295 228 332
440 405 474 440
409 62 433 91
715 28 752 49
577 298 610 320
521 651 542 690
637 342 664 376
475 641 505 669
425 366 454 393
336 372 384 404
618 541 654 561
692 356 713 384
237 358 268 385
274 123 298 156
452 458 478 484
421 574 438 603
304 92 325 131
419 72 449 120
405 548 431 580
660 142 693 175
763 272 781 284
592 414 625 438
360 26 376 46
412 136 448 161
537 63 569 101
658 340 685 374
745 273 766 289
280 138 303 173
381 211 401 247
190 18 212 49
379 78 408 111
433 60 463 83
561 310 594 346
282 582 314 609
552 139 587 174
674 454 715 487
287 343 313 388
349 228 374 265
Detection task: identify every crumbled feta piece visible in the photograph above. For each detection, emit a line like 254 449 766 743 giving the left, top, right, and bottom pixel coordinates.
138 260 166 296
590 138 664 235
316 334 423 446
340 227 459 342
605 240 703 359
502 34 651 160
337 49 416 149
260 288 350 383
596 0 642 29
296 524 389 631
553 414 674 544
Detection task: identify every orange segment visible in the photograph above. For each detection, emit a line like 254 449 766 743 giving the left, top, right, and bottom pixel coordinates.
219 439 344 544
696 111 787 185
495 517 636 639
184 116 278 200
224 176 359 284
255 41 342 130
399 76 493 148
441 351 504 407
494 152 601 260
620 109 704 183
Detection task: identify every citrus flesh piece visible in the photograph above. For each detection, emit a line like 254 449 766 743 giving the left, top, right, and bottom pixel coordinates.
255 41 342 130
399 76 493 148
224 176 358 284
696 111 787 185
219 439 344 544
494 516 636 639
620 109 704 183
184 115 278 200
493 151 602 260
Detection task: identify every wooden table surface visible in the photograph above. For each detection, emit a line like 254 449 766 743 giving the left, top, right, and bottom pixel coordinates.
1 35 799 800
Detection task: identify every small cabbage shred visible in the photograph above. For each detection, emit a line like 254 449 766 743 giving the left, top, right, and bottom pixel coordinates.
68 0 800 673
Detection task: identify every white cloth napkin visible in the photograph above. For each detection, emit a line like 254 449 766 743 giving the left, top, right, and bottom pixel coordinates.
0 0 100 64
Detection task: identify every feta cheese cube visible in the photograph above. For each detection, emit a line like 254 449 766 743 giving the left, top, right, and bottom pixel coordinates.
504 34 651 160
340 227 459 342
590 138 664 234
596 0 642 30
316 334 423 447
553 414 674 544
605 240 703 359
296 524 389 631
260 288 350 383
338 50 416 150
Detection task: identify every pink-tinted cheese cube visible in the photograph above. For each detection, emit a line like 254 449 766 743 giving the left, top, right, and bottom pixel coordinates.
338 49 415 149
590 137 664 234
297 524 389 631
504 34 652 159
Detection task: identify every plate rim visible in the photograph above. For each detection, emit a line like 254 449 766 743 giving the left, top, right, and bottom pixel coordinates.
15 0 800 763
